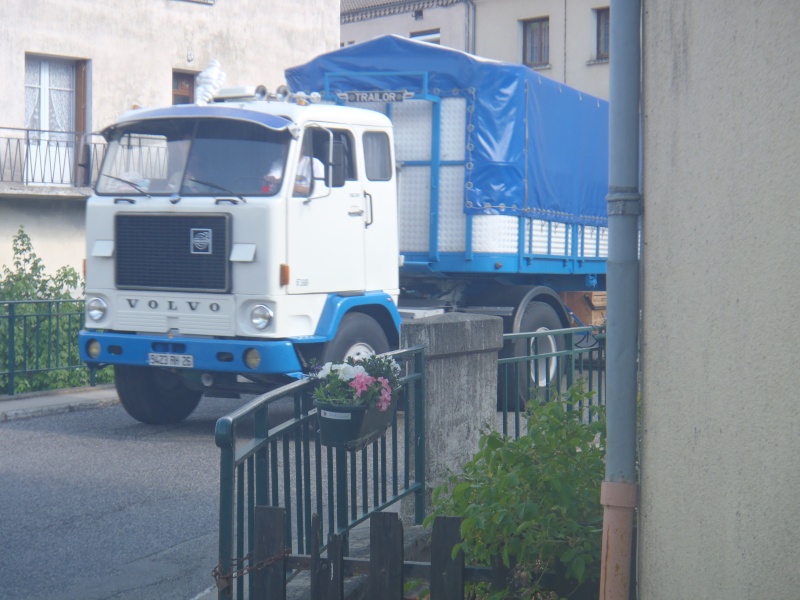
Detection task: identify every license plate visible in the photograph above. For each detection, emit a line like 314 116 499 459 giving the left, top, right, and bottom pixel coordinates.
148 353 194 368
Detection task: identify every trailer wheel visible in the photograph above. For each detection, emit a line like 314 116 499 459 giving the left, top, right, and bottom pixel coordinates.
500 301 565 409
114 365 203 424
320 313 390 364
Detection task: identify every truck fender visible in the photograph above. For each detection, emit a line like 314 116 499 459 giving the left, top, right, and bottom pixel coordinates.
508 286 570 333
313 292 402 346
467 284 570 333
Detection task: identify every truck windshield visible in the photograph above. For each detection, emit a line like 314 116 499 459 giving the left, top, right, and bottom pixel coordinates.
96 118 291 197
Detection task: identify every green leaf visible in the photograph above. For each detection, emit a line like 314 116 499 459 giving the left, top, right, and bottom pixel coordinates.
572 555 586 583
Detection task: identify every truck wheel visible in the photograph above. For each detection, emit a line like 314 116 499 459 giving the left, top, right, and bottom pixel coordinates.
501 302 565 409
114 365 203 424
320 313 390 364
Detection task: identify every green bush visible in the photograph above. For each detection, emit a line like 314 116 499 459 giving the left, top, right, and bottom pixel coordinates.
0 227 113 394
426 383 605 599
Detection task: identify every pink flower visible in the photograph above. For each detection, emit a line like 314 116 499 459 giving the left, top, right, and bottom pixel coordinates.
376 378 393 411
349 372 375 397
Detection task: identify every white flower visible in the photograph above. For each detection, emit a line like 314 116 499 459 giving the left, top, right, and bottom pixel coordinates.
336 363 356 381
352 365 367 377
316 362 333 379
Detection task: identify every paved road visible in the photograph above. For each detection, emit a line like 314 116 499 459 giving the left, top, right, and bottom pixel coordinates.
0 389 254 600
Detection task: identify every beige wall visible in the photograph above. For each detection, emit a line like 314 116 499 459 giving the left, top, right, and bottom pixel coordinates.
0 0 340 278
341 1 609 99
474 0 609 99
1 192 87 279
1 0 340 132
640 1 800 597
342 4 469 49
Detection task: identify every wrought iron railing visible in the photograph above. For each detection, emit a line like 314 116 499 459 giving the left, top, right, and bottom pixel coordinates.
0 127 108 187
214 346 425 599
0 299 98 396
497 326 606 436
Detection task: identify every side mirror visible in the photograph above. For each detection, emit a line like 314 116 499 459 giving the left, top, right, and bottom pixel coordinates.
322 140 346 188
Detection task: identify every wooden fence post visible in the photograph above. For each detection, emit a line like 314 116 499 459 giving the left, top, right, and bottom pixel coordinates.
253 506 286 600
310 513 345 600
328 530 345 600
369 512 404 600
431 516 465 600
310 514 328 599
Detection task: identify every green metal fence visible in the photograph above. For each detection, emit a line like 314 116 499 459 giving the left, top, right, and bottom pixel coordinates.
498 326 606 436
213 346 426 599
0 299 97 396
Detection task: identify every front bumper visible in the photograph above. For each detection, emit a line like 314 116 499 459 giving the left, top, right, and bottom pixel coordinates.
78 330 303 375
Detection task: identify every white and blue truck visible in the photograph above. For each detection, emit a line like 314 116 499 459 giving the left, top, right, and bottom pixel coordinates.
78 36 608 424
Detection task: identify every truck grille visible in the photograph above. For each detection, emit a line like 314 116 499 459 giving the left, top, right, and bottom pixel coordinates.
115 213 231 293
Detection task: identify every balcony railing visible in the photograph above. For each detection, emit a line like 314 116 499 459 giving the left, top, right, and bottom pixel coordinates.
0 127 108 188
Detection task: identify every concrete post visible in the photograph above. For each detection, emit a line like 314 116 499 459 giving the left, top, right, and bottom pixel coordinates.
400 312 504 514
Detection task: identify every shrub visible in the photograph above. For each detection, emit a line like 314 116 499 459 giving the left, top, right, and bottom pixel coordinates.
0 227 113 394
426 383 605 599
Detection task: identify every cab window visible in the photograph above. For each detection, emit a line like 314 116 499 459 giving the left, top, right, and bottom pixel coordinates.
363 131 392 181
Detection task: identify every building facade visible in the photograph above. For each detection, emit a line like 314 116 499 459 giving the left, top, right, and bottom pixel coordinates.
0 0 340 276
639 1 800 596
341 0 610 100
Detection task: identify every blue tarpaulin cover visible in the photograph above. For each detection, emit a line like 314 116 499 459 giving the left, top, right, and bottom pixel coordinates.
286 35 608 226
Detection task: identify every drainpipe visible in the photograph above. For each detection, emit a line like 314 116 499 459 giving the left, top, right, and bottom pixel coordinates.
563 0 567 84
599 0 641 599
463 0 476 53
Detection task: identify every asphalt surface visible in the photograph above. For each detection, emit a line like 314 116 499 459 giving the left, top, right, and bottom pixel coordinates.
0 385 426 600
0 386 227 600
0 384 305 600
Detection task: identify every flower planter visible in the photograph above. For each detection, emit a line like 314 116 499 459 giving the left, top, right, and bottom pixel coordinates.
314 399 397 452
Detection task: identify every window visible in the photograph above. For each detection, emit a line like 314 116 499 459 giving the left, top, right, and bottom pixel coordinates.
26 57 76 134
296 128 356 190
363 132 392 181
25 55 88 184
96 118 292 197
173 72 195 105
596 7 610 61
522 18 549 68
411 29 440 44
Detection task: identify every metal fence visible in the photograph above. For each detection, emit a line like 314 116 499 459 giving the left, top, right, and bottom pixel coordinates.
0 299 96 396
212 327 605 599
213 346 425 599
498 325 606 435
0 127 107 187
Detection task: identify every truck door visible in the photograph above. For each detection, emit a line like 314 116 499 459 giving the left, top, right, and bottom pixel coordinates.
361 130 399 292
286 129 366 294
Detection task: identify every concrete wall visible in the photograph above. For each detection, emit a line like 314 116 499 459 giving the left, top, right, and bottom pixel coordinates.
639 1 800 597
401 313 503 505
0 0 340 279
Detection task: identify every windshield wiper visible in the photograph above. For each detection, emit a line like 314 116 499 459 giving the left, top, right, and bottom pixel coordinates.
101 174 151 197
186 178 246 203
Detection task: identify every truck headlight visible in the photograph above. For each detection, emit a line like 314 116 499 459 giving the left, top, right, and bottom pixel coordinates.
250 304 273 330
87 297 108 322
244 348 261 369
86 339 101 359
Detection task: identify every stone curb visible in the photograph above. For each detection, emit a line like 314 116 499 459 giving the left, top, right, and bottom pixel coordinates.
0 385 119 422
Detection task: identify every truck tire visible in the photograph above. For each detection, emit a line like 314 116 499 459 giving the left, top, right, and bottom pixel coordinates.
501 301 565 409
114 365 203 424
320 313 390 364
